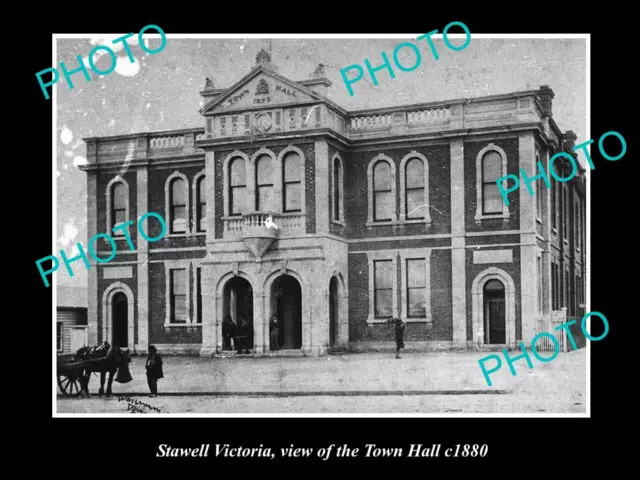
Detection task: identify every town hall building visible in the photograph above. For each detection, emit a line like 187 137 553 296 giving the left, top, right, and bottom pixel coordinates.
80 49 586 356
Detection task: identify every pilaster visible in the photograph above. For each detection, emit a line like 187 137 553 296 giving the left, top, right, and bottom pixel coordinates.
136 167 149 353
541 149 552 319
87 173 99 345
311 281 329 354
302 282 313 354
519 131 537 343
253 291 266 354
205 151 216 244
450 138 467 346
199 265 217 356
314 140 330 234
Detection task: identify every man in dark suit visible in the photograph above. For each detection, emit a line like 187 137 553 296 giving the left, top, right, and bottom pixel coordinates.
145 345 164 397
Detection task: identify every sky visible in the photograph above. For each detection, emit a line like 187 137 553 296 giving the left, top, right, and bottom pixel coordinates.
55 36 587 287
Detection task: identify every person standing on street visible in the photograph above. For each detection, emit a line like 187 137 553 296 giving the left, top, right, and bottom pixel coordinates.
389 317 406 359
222 315 236 351
145 345 164 397
269 315 280 351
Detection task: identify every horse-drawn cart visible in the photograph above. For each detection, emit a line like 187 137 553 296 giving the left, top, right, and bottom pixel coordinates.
57 343 132 397
56 354 94 396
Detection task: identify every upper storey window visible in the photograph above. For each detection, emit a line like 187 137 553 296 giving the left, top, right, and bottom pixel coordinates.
283 152 302 213
482 151 502 214
405 158 425 220
164 172 190 236
332 154 344 223
223 147 307 221
195 174 206 232
229 157 246 216
170 177 187 233
107 177 129 236
373 160 394 222
474 143 510 221
255 154 276 212
367 152 430 227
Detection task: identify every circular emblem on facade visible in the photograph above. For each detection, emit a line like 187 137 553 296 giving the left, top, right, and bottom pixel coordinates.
255 113 273 132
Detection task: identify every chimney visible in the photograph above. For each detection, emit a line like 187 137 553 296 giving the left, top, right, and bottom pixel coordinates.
299 63 332 97
537 85 554 117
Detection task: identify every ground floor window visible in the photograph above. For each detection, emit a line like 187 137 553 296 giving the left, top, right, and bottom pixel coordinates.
57 322 63 352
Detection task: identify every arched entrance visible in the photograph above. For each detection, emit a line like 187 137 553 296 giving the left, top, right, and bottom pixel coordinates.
270 275 302 350
483 279 506 344
329 276 339 347
471 267 517 348
223 277 254 352
101 282 135 351
112 292 128 347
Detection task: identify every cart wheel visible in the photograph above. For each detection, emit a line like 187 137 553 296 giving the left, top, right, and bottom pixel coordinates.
58 372 82 396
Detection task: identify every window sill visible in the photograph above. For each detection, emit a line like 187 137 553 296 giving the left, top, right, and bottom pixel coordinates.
474 212 510 221
164 323 202 328
167 233 190 238
536 217 542 225
331 220 346 227
192 232 206 237
399 218 431 225
552 228 558 235
563 238 569 245
365 220 399 227
366 317 432 325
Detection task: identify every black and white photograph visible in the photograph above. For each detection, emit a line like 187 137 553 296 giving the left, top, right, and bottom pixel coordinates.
51 33 589 416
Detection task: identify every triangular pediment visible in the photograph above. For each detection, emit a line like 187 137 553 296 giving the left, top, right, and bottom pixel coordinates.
202 67 321 115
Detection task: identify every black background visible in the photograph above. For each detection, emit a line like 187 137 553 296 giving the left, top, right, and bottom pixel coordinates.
20 9 633 475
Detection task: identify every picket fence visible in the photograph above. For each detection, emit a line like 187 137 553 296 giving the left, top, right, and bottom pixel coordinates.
534 308 569 352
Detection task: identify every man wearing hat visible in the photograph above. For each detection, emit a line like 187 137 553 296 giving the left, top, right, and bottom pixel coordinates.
388 317 406 359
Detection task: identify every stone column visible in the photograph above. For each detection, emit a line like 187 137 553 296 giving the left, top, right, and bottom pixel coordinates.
519 131 538 344
449 138 467 347
314 140 330 234
200 265 217 356
87 172 99 345
136 167 149 354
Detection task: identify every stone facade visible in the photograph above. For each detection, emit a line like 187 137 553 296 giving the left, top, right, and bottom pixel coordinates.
80 51 586 356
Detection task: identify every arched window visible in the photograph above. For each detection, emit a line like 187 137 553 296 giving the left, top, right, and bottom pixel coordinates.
405 158 424 220
333 156 342 221
169 177 187 233
229 157 246 216
373 160 393 221
110 182 127 234
283 152 302 213
196 176 206 232
256 154 275 212
481 151 503 215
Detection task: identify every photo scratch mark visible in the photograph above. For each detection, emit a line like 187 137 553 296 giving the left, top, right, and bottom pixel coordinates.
407 204 443 216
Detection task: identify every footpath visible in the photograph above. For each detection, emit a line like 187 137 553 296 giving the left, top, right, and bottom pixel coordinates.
65 349 587 397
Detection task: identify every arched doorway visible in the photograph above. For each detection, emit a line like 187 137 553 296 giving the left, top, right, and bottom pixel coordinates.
270 275 302 350
223 277 254 352
112 292 128 347
329 276 339 347
484 279 506 344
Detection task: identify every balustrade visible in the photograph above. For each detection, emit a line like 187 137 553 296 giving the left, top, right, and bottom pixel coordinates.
223 212 305 235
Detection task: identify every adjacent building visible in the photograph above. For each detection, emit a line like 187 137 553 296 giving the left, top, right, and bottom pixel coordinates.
79 49 587 356
57 286 88 354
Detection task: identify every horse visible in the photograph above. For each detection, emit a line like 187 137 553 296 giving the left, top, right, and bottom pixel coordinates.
75 344 132 397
